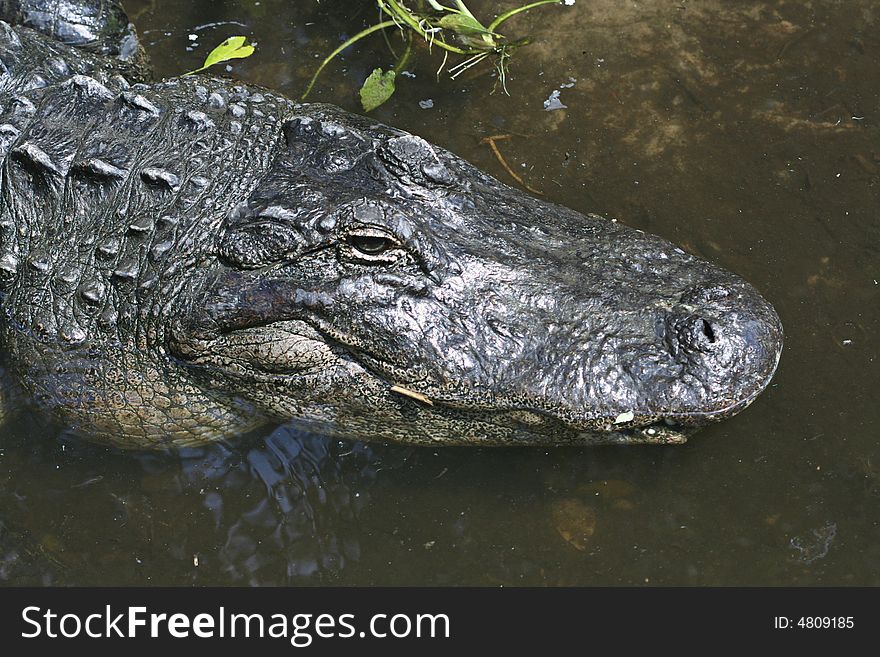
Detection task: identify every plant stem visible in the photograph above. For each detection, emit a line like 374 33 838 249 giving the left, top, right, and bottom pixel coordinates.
301 20 398 100
380 0 477 55
488 0 559 33
453 1 477 20
393 32 414 72
380 3 400 57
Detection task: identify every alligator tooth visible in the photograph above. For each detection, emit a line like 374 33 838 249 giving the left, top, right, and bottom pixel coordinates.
140 168 180 191
637 426 688 445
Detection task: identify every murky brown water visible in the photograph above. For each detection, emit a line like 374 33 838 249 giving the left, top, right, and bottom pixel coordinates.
1 0 878 585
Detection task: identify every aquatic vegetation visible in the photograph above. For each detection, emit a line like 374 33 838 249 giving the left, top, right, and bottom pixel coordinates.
302 0 566 111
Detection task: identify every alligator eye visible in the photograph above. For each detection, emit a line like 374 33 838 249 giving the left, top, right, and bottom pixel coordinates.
340 227 402 264
347 234 394 255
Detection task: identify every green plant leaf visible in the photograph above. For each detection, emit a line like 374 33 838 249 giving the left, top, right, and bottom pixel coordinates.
437 13 497 48
438 13 488 34
360 68 396 112
204 35 255 68
189 36 255 74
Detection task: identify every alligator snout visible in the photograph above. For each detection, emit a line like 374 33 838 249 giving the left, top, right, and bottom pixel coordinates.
658 280 783 423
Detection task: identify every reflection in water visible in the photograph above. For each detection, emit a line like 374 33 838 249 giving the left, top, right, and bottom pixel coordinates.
198 427 379 584
0 421 410 585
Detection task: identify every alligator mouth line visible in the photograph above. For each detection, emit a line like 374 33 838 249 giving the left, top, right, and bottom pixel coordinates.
611 421 691 444
204 318 773 436
384 381 698 439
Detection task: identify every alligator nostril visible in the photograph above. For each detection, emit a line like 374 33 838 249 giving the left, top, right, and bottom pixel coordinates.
701 319 716 343
666 314 720 356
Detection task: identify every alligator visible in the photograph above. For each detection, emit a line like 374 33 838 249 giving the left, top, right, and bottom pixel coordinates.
0 0 783 449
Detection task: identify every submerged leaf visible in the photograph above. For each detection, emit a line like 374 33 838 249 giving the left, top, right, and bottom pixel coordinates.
550 498 597 551
360 68 397 112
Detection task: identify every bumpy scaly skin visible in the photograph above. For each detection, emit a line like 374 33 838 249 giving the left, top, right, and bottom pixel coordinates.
0 2 783 448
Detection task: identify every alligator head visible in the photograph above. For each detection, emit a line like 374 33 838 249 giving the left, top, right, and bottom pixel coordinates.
169 104 783 446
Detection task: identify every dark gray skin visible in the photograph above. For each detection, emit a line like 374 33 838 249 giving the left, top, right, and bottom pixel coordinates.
0 1 783 449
